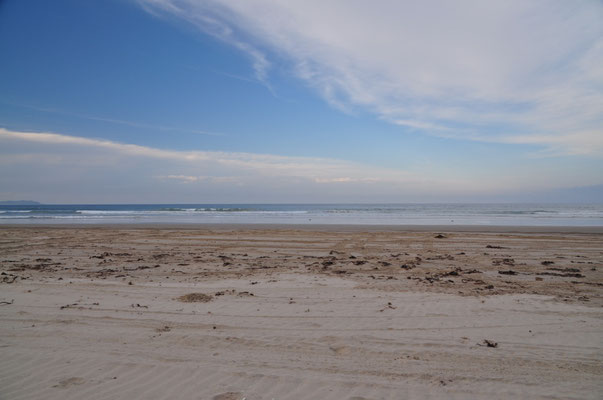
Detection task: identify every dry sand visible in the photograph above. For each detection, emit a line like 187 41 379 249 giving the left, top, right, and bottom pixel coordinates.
1 226 602 399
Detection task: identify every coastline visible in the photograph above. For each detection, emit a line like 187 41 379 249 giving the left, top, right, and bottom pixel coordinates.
1 222 603 233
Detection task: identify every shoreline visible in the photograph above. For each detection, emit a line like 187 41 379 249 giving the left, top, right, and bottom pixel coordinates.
1 222 603 233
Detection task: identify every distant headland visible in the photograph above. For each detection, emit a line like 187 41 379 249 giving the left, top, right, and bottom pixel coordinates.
0 200 41 205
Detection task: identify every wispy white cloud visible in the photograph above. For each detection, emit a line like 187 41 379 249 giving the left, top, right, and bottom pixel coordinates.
501 130 603 157
138 0 603 155
1 128 600 202
162 174 205 183
138 0 271 84
159 174 242 184
0 100 225 136
0 128 417 184
314 177 383 184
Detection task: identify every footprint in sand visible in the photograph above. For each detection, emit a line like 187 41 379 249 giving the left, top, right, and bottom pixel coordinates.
329 345 352 355
212 392 244 400
53 377 85 388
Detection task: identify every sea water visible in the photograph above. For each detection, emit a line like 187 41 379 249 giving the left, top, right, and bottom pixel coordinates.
1 203 602 226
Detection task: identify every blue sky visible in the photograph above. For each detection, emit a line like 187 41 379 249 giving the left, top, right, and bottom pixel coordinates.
0 0 602 203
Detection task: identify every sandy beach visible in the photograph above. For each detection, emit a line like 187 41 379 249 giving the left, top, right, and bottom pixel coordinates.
1 226 602 399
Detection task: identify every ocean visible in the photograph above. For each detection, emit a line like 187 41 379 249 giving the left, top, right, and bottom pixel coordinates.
1 203 602 226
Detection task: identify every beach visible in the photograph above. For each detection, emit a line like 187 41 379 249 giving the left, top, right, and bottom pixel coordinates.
1 225 602 399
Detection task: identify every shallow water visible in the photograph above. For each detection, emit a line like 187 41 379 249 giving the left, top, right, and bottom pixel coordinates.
1 203 602 226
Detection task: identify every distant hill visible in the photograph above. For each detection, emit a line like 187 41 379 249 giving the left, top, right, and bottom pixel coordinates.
0 200 41 205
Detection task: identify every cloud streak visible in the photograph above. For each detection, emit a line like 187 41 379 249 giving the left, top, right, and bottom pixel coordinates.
138 0 603 155
0 99 225 136
139 0 271 84
1 128 601 202
0 128 417 184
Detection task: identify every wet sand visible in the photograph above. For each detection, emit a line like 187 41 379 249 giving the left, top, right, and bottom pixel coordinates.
1 226 602 399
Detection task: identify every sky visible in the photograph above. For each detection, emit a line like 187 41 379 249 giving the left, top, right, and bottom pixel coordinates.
0 0 602 203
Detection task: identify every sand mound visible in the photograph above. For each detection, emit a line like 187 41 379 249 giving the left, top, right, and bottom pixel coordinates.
177 293 213 302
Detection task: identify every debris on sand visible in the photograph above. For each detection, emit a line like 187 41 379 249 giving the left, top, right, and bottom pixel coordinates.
155 326 171 332
482 339 498 348
498 270 518 275
1 273 19 284
492 258 515 266
213 290 254 297
537 272 585 278
434 234 446 239
464 269 482 274
441 268 461 277
177 293 213 303
90 252 112 259
321 259 334 267
379 302 397 312
547 267 581 273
